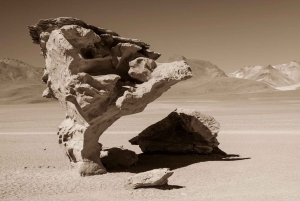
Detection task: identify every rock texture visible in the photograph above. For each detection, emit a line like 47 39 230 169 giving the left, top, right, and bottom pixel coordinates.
130 108 225 155
125 168 174 189
28 17 192 176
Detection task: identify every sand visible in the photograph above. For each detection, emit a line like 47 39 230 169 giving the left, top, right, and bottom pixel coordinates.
1 93 300 200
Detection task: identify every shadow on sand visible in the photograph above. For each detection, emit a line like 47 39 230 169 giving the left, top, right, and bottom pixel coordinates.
138 184 186 190
107 153 250 174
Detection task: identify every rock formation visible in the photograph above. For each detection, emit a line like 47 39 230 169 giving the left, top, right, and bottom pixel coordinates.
28 17 192 176
125 168 174 189
130 108 225 155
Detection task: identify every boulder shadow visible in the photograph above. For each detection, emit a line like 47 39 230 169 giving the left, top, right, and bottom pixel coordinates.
138 184 185 190
107 153 250 173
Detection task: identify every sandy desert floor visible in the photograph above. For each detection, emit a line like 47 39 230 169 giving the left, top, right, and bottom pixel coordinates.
0 93 300 200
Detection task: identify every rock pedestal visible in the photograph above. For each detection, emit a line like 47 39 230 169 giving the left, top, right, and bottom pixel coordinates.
28 17 192 176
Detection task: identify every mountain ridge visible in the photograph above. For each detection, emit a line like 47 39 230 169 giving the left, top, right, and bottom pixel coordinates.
166 54 227 79
163 54 275 97
1 56 298 104
0 58 51 104
0 57 43 83
230 61 300 89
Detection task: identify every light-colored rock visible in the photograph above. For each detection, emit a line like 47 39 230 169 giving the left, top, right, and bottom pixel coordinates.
125 168 174 189
28 17 192 176
130 108 225 155
128 57 157 82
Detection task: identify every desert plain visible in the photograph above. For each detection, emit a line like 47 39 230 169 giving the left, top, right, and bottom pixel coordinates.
1 0 300 200
0 89 299 201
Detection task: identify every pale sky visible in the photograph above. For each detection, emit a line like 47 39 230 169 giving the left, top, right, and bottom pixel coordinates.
0 0 299 73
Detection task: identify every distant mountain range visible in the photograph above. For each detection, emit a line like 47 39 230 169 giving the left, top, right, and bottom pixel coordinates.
166 55 227 79
229 61 300 90
0 58 51 104
0 56 299 104
163 55 275 98
0 57 43 83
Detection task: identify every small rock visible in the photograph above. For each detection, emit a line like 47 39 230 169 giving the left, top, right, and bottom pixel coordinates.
125 168 174 189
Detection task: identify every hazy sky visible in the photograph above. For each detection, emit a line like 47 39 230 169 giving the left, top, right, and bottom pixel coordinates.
0 0 299 73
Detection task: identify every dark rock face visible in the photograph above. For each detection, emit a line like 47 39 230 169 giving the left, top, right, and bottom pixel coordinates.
100 147 138 169
130 108 225 155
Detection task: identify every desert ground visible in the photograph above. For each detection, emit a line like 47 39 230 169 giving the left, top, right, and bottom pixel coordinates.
1 91 299 201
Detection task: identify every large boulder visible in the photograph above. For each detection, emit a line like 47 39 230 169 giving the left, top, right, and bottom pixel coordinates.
28 17 192 176
129 108 225 155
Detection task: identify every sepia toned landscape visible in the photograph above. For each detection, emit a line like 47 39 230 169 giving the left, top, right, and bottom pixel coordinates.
1 1 300 201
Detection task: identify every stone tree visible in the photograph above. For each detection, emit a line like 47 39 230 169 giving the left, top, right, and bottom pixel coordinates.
28 17 192 176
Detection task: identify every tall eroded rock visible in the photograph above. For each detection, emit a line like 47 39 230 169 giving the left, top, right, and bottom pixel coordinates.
28 17 192 176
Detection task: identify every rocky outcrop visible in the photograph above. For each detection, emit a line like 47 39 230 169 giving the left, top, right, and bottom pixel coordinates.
125 168 174 189
130 108 225 155
28 17 192 176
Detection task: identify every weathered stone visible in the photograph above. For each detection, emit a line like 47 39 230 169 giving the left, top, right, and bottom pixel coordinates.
28 17 192 176
125 168 174 189
129 108 225 155
100 147 138 169
141 49 161 60
28 17 119 45
128 57 157 82
42 87 54 98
